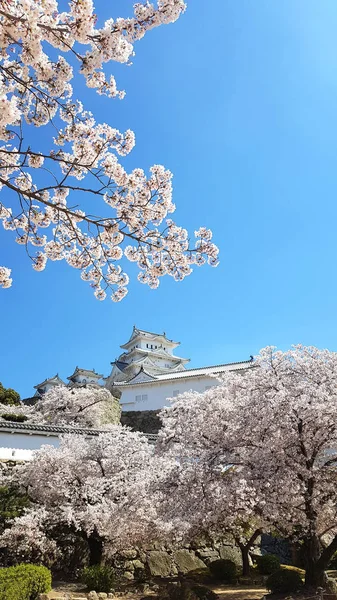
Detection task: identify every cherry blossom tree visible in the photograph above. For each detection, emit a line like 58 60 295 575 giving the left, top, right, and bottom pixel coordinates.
158 346 337 588
32 385 121 427
1 428 164 565
155 411 263 576
0 0 219 300
0 386 120 428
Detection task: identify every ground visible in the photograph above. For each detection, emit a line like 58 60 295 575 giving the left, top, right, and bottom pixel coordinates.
48 582 267 600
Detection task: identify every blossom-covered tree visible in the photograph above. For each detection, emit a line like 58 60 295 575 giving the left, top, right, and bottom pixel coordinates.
0 0 219 300
0 385 120 428
1 428 162 565
32 385 121 427
158 346 337 587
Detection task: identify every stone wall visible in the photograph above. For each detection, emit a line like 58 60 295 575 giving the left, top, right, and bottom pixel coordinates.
120 410 161 434
109 539 242 580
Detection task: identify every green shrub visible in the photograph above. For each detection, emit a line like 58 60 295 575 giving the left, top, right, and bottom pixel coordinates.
329 550 337 569
82 564 116 592
267 568 303 594
209 559 237 583
0 564 52 600
256 554 280 575
1 413 28 422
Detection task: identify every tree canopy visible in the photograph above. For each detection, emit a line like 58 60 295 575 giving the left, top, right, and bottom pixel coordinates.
0 0 218 300
0 382 20 406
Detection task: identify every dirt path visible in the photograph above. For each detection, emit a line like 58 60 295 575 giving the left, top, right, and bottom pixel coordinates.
210 586 267 600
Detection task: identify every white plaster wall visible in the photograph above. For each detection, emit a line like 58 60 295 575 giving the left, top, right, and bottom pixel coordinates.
0 431 60 451
0 447 34 461
120 375 219 411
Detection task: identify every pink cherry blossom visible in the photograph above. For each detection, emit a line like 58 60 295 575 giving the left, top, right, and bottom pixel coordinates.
0 0 219 300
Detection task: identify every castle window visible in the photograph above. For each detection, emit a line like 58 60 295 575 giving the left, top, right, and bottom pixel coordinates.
205 385 212 391
136 395 141 402
173 390 179 397
142 394 148 402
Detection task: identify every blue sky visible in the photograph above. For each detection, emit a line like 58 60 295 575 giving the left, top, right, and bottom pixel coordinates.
2 0 337 398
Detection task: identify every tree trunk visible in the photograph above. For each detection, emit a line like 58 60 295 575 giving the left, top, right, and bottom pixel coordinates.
303 533 337 589
240 545 251 577
235 529 262 578
87 532 103 566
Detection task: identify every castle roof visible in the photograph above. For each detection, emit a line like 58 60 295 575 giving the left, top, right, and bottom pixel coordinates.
120 326 179 350
0 421 157 443
117 359 253 387
34 374 65 390
67 367 103 381
119 346 189 364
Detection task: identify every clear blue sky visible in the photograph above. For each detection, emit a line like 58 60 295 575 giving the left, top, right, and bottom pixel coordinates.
2 0 337 398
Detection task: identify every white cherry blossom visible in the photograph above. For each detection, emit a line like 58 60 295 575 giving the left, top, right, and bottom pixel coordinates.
0 0 219 300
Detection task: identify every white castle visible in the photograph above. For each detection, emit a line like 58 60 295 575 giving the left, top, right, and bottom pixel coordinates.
0 327 252 460
33 326 251 412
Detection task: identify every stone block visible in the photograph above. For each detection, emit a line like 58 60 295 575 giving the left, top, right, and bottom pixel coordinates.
172 549 207 574
218 544 242 567
119 549 138 559
123 571 134 580
132 559 145 569
147 550 172 577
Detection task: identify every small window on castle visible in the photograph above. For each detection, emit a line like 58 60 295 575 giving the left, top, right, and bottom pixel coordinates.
83 378 87 383
142 394 148 402
146 344 148 348
173 390 179 397
136 395 141 402
205 385 212 391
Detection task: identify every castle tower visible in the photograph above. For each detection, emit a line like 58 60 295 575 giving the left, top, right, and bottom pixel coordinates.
105 326 190 392
67 367 103 388
34 374 65 396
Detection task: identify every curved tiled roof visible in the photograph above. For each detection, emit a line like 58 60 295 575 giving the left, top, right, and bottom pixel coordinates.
117 359 253 386
0 421 157 442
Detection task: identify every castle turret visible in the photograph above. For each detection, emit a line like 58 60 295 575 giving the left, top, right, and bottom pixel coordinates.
67 367 103 388
105 326 190 392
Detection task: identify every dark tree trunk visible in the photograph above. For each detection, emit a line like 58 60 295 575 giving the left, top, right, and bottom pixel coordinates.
303 533 337 589
240 545 251 577
87 532 103 566
235 529 262 578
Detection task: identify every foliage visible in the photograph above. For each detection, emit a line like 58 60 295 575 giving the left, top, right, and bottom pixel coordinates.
157 345 337 587
0 386 121 428
1 413 28 422
0 427 166 563
81 564 116 592
0 382 20 406
328 551 337 569
32 385 121 427
209 559 237 583
266 568 303 594
0 508 59 566
0 564 51 600
0 0 218 300
0 485 30 527
255 554 280 575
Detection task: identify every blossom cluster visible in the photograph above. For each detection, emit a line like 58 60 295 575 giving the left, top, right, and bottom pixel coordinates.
0 0 219 300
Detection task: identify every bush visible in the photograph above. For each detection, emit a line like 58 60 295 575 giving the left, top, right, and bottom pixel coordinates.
256 554 280 575
329 551 337 569
82 565 116 592
1 413 28 422
267 568 303 594
209 559 237 583
0 564 52 600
